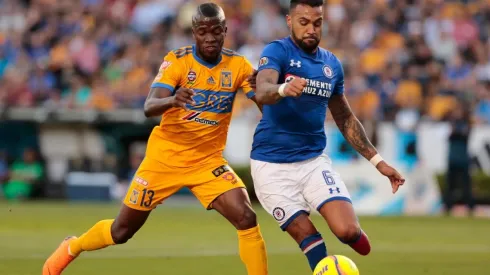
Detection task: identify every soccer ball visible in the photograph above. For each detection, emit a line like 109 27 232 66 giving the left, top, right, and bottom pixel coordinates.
313 255 359 275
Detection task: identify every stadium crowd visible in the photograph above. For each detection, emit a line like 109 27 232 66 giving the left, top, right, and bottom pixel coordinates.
0 0 489 124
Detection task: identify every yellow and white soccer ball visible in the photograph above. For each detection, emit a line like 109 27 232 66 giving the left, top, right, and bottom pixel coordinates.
313 255 360 275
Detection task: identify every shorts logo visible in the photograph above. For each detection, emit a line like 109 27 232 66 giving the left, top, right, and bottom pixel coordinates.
220 70 232 89
182 111 219 126
259 57 268 67
212 165 231 177
187 70 197 84
322 65 333 79
329 187 340 194
129 189 140 204
273 207 285 221
222 172 238 184
135 177 148 186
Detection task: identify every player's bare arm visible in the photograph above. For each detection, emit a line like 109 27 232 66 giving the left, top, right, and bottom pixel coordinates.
328 93 405 193
328 94 377 160
255 69 306 104
246 69 258 90
143 87 196 117
245 69 263 112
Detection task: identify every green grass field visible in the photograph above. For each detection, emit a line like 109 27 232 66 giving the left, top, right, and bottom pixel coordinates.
1 200 489 275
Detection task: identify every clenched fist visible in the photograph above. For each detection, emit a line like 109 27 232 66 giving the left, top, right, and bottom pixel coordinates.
171 87 195 109
283 77 307 97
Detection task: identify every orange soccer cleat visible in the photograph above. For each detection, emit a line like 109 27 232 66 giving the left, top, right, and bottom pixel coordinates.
43 236 78 275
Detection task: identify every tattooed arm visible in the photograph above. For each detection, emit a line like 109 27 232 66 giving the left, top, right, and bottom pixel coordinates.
329 93 406 193
328 93 377 160
255 69 283 105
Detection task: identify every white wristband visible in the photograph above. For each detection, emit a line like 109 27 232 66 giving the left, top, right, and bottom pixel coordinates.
369 154 384 167
278 83 287 97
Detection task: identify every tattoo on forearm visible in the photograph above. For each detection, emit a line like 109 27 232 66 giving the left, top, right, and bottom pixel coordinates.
264 77 279 96
342 116 377 159
331 96 377 160
256 69 282 104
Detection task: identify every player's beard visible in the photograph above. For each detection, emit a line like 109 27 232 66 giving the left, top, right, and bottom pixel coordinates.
291 30 320 53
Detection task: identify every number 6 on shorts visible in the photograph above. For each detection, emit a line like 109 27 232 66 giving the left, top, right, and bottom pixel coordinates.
322 170 336 185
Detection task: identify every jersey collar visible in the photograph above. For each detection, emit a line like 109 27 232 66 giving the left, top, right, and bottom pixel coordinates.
192 45 222 69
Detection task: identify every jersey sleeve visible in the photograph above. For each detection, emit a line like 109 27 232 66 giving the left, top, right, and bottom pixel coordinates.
257 41 287 73
239 58 256 99
333 57 345 95
151 52 183 92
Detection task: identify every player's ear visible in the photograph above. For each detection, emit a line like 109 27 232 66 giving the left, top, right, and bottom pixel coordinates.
286 14 292 29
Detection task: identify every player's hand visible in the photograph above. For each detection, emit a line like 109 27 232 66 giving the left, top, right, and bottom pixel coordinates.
376 161 405 194
172 87 195 109
247 70 258 90
284 77 307 97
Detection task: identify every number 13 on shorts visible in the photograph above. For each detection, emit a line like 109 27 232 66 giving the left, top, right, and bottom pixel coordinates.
127 187 155 209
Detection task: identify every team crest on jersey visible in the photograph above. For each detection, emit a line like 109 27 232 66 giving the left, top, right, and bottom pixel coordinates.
220 70 232 89
273 207 285 221
187 69 197 84
322 65 333 79
129 189 139 204
259 57 268 67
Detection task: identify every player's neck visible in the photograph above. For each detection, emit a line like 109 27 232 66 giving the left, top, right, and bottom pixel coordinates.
193 45 222 67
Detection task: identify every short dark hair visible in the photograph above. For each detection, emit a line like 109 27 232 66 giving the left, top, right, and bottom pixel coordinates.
192 2 226 27
290 0 324 10
198 2 221 18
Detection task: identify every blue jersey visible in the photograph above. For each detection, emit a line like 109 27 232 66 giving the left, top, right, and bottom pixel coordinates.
251 37 345 163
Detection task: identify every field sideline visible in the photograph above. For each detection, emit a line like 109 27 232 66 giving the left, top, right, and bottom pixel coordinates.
1 200 489 275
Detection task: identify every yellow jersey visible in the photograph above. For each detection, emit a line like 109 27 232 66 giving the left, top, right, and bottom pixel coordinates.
147 45 255 167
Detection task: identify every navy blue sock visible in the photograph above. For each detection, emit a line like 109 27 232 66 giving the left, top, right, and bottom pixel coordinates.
299 233 327 271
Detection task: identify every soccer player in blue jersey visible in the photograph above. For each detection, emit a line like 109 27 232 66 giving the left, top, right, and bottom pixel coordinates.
251 0 406 271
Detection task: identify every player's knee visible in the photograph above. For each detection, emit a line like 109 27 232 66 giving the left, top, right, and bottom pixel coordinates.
234 208 257 230
111 222 135 244
335 222 361 243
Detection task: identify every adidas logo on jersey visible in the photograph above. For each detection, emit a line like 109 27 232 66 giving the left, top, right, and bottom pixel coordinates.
207 76 215 85
182 111 219 126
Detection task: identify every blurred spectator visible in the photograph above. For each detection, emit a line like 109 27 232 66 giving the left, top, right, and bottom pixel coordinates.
0 151 8 185
2 148 43 201
444 99 475 216
474 83 490 124
0 0 487 127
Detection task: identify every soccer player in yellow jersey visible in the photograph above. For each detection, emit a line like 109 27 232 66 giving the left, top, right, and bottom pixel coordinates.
43 3 268 275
